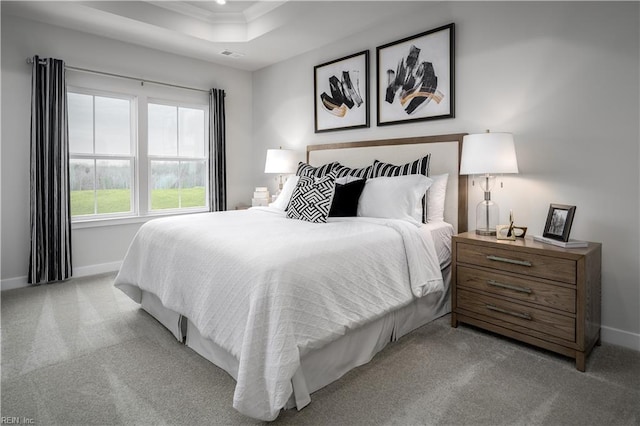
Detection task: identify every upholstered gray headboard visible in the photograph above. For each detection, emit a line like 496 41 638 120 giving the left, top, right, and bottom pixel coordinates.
307 133 467 233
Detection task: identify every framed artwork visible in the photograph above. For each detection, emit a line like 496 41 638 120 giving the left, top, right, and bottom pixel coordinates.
314 50 369 133
543 204 576 242
376 23 454 126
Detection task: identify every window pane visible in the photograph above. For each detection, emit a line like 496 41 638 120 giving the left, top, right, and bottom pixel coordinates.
95 96 131 155
70 159 95 216
68 93 93 154
151 161 179 210
149 104 177 156
179 107 205 158
180 161 206 208
96 160 131 214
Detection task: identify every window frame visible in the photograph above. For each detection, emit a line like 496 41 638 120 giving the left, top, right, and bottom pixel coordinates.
67 87 211 225
67 87 138 221
146 98 210 214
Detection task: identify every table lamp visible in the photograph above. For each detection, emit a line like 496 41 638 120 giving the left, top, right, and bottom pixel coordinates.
264 148 297 196
460 131 519 236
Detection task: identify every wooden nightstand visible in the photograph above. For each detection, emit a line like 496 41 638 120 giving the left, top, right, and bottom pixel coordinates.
451 232 601 371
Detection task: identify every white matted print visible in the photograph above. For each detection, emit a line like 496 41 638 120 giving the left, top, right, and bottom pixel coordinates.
377 23 454 126
314 50 369 133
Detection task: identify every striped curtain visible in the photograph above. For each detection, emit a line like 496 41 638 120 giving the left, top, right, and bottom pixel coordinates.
209 88 227 211
28 56 72 284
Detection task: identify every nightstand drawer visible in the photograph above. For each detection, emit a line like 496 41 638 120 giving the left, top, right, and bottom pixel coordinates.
457 266 576 313
457 243 576 284
457 289 575 342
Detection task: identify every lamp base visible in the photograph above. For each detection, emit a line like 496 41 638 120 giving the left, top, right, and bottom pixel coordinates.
476 196 499 237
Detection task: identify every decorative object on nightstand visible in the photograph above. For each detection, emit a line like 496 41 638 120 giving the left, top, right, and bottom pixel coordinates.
533 204 585 247
496 210 527 240
511 226 527 238
451 232 601 371
252 187 270 207
496 224 516 240
542 203 576 242
264 147 297 198
496 225 528 241
460 131 519 236
496 210 516 240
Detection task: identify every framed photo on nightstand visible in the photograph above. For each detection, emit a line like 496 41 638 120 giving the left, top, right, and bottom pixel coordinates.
543 204 576 242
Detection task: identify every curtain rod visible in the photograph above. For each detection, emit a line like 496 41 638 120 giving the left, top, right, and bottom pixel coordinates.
26 57 210 94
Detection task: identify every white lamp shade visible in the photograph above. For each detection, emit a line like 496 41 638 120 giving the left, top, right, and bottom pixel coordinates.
460 132 519 175
264 149 297 174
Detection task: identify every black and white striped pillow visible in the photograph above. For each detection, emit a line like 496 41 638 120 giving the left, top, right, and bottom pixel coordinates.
286 173 336 223
371 154 431 223
333 163 373 179
296 161 338 178
371 155 430 178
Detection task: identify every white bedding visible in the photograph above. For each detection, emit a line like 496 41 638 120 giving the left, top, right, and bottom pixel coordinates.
420 221 455 269
114 207 444 421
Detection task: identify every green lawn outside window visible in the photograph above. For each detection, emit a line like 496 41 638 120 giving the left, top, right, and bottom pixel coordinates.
71 187 206 216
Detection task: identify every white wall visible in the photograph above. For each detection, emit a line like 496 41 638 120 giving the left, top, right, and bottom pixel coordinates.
1 14 254 285
252 2 640 348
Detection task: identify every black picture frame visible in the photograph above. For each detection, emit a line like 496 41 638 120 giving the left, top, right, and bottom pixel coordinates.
376 23 454 126
314 50 369 133
543 204 576 242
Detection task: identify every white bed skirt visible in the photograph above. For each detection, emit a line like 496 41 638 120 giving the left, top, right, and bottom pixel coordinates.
140 290 186 342
136 266 451 413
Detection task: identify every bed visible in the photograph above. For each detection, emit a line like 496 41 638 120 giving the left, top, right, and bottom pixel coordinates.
114 133 468 421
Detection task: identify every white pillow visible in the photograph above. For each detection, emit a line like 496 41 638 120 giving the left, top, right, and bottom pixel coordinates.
426 173 448 222
335 175 364 185
357 175 433 223
269 175 299 210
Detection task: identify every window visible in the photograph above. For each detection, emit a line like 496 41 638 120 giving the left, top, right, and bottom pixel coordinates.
148 102 208 211
67 88 209 222
68 91 135 218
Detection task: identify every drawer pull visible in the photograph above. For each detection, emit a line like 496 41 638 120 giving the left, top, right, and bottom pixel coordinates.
487 279 532 294
486 255 532 267
486 304 532 320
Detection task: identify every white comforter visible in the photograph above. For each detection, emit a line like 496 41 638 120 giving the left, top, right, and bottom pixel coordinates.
114 207 443 421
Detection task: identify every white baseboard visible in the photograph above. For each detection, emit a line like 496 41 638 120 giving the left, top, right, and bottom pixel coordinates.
1 276 29 291
1 261 121 291
601 325 640 352
73 261 122 278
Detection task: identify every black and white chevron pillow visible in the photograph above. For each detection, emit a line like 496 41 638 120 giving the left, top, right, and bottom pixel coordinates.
286 174 336 223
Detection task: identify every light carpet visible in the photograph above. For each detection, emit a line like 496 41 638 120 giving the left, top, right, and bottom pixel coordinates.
1 273 639 425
